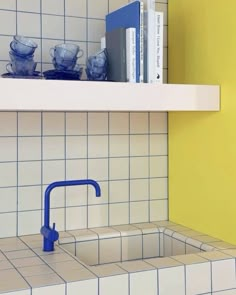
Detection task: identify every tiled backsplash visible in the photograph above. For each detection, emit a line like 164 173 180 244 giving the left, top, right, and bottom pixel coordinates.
0 0 168 238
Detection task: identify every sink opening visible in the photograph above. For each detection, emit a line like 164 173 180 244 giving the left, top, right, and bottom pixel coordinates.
58 225 212 267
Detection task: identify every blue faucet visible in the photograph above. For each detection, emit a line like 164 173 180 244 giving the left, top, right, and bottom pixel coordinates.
40 179 101 252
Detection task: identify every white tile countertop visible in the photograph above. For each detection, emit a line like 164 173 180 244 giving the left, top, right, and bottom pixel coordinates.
0 221 236 295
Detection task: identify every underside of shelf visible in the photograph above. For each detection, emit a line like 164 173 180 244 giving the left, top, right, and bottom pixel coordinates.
0 78 220 112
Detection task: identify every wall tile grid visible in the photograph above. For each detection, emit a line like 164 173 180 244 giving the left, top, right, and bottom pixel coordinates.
0 0 168 237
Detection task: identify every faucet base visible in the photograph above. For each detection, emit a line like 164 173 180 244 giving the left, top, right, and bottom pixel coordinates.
43 237 55 252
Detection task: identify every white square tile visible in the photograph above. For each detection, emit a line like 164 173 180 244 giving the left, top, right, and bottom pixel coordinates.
50 208 65 231
150 156 168 177
0 11 16 35
109 112 129 134
163 235 172 256
130 179 149 201
46 185 65 209
99 274 128 295
88 19 105 42
150 177 168 200
67 279 98 295
0 162 16 187
122 235 142 261
66 113 87 135
0 112 17 136
43 136 65 160
130 113 149 134
150 112 167 133
65 17 87 41
0 0 16 9
88 113 108 135
130 135 149 156
32 284 65 295
18 137 41 161
130 270 157 295
0 137 17 162
109 0 129 12
172 239 186 256
158 266 185 295
150 200 168 221
66 206 87 230
18 112 41 136
0 187 17 213
88 0 108 18
17 12 40 37
88 135 108 158
88 204 108 228
130 201 149 223
43 160 65 184
18 186 41 211
2 291 30 295
65 0 87 17
0 36 15 60
18 161 41 186
212 290 236 295
17 0 40 12
18 210 41 236
42 0 64 15
76 240 98 265
88 158 108 181
66 136 87 159
42 15 64 39
109 158 129 180
109 180 129 203
99 237 121 264
212 259 236 292
130 157 149 178
66 186 87 206
150 134 168 155
0 213 17 238
186 262 211 295
43 113 65 136
109 135 129 157
66 159 87 179
109 203 129 225
88 181 108 205
143 233 160 258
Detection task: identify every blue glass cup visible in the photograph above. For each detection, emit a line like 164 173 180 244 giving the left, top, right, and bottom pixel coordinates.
10 36 38 56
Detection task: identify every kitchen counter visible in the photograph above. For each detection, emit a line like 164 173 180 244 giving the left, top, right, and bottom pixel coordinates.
1 222 236 295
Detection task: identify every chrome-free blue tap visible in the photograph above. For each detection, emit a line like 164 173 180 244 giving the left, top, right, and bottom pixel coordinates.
40 179 101 251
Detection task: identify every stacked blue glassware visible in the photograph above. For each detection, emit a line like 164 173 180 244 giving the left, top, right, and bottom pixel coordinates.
43 43 83 80
6 35 38 77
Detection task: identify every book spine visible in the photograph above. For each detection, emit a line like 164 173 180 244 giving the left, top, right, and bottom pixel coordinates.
139 1 144 83
154 11 164 83
126 28 136 83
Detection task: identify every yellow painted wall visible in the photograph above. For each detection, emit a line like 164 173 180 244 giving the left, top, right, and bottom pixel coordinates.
168 0 236 243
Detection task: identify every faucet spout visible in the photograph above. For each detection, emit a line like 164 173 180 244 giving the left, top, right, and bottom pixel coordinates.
40 179 101 252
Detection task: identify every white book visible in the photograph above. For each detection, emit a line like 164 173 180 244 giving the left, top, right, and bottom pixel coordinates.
139 1 144 83
101 36 106 49
138 0 156 83
126 28 136 83
154 11 164 83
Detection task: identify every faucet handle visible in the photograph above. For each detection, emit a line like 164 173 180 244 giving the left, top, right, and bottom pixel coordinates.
52 222 56 230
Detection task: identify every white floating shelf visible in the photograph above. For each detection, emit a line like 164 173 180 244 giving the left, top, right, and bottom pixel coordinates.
0 78 220 112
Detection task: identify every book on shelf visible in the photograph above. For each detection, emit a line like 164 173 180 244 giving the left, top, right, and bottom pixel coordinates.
154 11 164 83
105 27 127 82
106 1 143 83
126 28 136 83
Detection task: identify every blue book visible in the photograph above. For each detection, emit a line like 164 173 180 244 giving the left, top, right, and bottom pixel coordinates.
106 1 142 83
